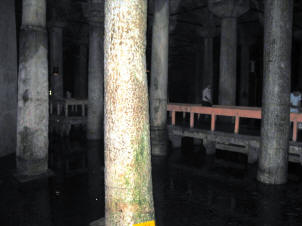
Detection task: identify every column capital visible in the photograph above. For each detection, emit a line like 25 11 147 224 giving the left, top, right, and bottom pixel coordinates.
83 2 104 26
197 9 218 38
48 20 66 30
208 0 249 18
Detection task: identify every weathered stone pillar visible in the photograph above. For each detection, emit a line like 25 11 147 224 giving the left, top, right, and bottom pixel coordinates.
298 40 302 90
150 0 169 156
104 0 155 224
74 43 88 99
49 21 64 99
208 0 249 105
198 9 217 93
87 1 104 140
239 43 250 106
239 26 255 106
194 42 202 104
17 0 49 176
0 0 17 157
257 0 293 184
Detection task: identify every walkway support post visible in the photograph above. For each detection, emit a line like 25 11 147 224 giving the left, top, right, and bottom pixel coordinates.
17 0 49 176
257 0 293 184
104 0 155 224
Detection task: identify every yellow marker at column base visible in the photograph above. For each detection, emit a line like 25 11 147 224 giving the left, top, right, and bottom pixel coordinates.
133 220 155 226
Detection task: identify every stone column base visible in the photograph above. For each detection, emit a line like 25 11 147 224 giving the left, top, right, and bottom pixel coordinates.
90 218 105 226
151 127 168 156
169 134 182 149
247 143 259 164
203 138 216 155
13 169 53 183
16 157 49 178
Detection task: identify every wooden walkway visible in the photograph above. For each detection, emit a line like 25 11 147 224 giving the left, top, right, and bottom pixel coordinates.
167 103 302 164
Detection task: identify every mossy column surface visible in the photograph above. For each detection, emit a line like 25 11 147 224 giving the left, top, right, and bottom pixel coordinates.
150 0 169 156
17 0 49 176
257 0 293 185
104 0 155 225
87 0 104 140
208 0 249 105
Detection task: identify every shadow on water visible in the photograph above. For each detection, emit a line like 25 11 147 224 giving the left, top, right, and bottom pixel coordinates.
1 130 302 225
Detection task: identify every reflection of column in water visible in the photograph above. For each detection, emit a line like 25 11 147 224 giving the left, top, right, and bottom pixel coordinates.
152 157 168 226
87 141 105 221
256 184 284 226
17 182 52 226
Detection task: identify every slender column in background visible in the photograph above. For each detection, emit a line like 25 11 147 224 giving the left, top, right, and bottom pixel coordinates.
73 44 88 99
49 21 64 99
208 0 249 105
104 0 155 224
194 42 202 104
150 0 170 156
17 0 49 176
197 9 216 101
239 26 255 106
257 0 293 185
87 0 104 140
0 0 17 157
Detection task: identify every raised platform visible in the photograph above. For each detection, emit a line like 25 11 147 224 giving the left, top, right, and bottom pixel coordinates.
168 125 302 164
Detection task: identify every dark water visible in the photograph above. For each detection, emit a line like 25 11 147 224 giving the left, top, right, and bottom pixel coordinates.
1 131 302 226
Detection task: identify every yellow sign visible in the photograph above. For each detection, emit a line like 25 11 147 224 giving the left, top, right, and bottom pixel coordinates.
134 220 155 226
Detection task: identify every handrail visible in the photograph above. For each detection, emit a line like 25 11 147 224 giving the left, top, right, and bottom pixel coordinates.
167 103 302 142
50 98 88 117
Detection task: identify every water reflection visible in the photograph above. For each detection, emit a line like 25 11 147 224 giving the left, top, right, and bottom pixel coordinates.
1 135 302 226
87 141 105 221
17 182 52 226
256 183 285 226
152 156 168 226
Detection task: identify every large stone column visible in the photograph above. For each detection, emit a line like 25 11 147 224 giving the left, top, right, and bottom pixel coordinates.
104 0 155 224
150 0 169 156
208 0 249 105
49 21 64 99
87 1 104 140
257 0 293 184
0 0 17 157
74 43 88 99
17 0 49 176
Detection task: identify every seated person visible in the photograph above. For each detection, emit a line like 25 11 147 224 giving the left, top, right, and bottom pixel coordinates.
290 90 302 129
201 85 212 107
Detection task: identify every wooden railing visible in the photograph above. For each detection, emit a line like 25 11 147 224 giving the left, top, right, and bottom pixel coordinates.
50 98 88 117
167 103 302 142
